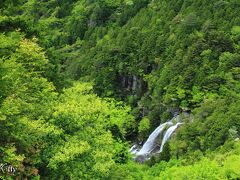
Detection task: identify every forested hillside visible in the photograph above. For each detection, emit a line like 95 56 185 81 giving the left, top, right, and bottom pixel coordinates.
0 0 240 179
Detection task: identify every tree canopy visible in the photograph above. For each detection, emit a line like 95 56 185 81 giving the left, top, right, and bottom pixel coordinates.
0 0 240 179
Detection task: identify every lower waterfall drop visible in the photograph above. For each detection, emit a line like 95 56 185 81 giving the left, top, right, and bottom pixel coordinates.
130 114 183 161
136 121 173 156
159 122 182 153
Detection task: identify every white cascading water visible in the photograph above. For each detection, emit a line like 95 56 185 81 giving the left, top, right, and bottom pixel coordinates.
159 122 182 153
136 121 173 156
130 115 183 160
129 144 138 154
136 121 172 156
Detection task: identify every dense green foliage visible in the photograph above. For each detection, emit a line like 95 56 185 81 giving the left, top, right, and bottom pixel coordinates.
1 0 240 179
110 142 240 179
0 33 134 179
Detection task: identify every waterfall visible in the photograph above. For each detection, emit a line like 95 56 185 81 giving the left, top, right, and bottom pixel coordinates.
136 121 172 156
136 121 173 156
129 144 138 154
159 122 182 153
130 115 183 160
